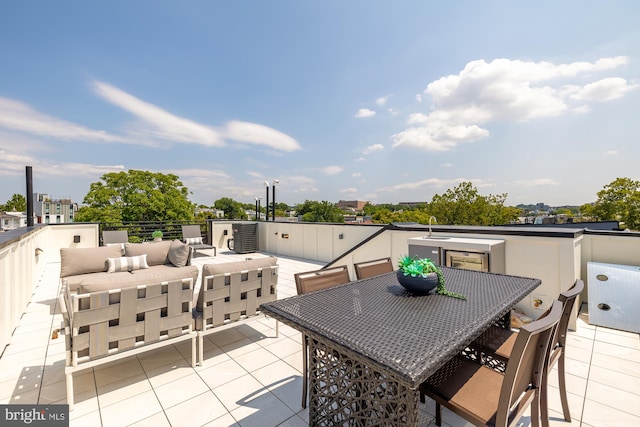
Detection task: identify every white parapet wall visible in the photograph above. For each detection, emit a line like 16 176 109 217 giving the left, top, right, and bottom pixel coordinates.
0 226 46 352
0 223 99 353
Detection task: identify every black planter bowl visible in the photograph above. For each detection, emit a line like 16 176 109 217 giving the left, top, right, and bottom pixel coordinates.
396 270 438 295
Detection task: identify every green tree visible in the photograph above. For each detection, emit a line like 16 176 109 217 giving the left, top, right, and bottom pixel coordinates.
427 182 519 226
75 170 195 223
581 177 640 230
372 208 431 224
295 200 344 223
214 197 247 220
2 194 27 211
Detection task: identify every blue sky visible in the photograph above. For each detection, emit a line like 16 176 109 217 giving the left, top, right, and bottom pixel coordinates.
1 1 639 208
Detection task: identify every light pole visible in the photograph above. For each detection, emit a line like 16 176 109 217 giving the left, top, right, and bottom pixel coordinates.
263 181 270 221
255 196 262 221
272 179 279 221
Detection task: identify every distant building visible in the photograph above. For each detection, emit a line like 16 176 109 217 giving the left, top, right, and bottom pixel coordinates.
0 211 28 231
336 200 369 210
33 193 78 224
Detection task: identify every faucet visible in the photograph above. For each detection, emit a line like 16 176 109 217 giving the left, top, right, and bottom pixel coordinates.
428 216 437 238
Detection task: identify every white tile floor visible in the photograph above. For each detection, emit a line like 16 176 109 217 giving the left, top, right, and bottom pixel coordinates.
1 249 638 426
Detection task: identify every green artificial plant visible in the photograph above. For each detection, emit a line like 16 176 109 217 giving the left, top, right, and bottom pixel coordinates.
398 255 466 300
152 230 163 239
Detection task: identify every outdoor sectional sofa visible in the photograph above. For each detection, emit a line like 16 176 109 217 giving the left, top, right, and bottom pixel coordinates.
59 240 199 293
194 256 279 364
57 242 278 409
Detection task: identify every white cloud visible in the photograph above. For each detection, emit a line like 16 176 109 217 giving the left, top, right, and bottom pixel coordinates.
603 150 619 155
0 145 125 178
570 77 639 102
355 108 376 118
441 163 453 167
513 178 559 187
352 172 362 177
224 120 300 152
321 166 344 176
376 95 392 106
341 187 358 194
0 97 124 142
380 178 494 192
0 131 53 153
393 56 638 151
355 157 366 162
93 81 224 146
93 81 300 151
284 175 318 193
380 178 462 192
572 105 591 114
362 144 384 155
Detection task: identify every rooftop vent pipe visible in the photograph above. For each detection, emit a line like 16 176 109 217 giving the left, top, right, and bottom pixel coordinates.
26 166 34 227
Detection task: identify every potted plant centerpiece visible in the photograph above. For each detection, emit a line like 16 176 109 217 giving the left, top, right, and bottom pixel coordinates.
152 230 163 242
397 256 466 299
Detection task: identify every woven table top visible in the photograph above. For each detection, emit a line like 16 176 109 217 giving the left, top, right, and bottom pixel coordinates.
261 267 540 388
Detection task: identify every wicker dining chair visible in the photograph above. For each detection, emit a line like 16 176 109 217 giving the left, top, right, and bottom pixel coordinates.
354 257 394 280
420 300 563 427
294 265 351 408
473 280 584 426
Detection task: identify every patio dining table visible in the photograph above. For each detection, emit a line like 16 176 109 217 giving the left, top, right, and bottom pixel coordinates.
260 267 541 426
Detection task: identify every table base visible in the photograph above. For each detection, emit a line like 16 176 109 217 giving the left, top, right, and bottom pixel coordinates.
308 335 419 426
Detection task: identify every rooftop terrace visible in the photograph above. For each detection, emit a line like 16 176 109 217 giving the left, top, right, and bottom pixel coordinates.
1 222 639 426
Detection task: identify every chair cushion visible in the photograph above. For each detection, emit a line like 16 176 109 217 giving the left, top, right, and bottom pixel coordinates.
106 255 149 273
168 239 191 267
125 241 172 266
423 357 502 424
60 245 123 277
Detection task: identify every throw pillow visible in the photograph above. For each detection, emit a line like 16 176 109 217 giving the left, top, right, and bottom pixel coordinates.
184 237 203 245
107 254 149 273
168 239 190 267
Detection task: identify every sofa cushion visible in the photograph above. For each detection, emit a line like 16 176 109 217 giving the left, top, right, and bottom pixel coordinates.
131 264 199 287
168 239 190 267
107 254 149 273
105 243 126 256
125 241 172 266
201 256 277 278
79 265 199 293
78 272 139 293
63 272 113 292
60 245 123 278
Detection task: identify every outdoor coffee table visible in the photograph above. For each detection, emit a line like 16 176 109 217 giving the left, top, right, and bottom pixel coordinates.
260 267 540 426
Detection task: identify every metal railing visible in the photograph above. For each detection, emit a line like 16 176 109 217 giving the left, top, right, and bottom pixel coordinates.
100 220 211 244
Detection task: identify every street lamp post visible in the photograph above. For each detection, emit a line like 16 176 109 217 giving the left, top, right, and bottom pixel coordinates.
272 179 279 221
255 196 262 221
263 181 270 221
